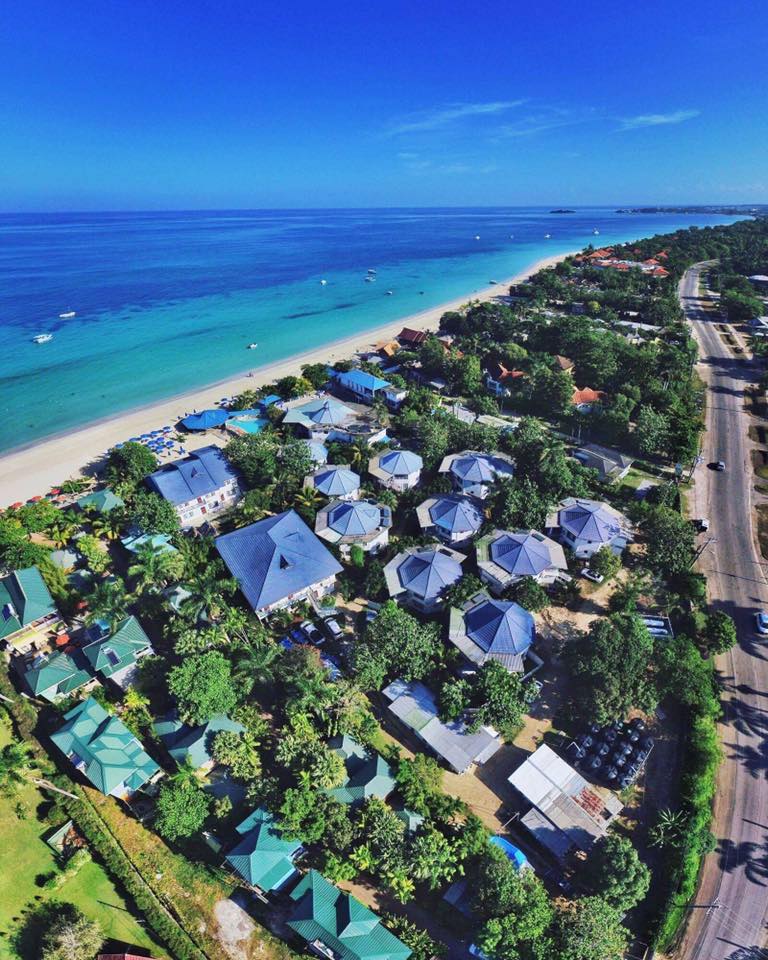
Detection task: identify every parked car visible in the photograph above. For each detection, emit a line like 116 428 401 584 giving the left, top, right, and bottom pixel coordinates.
581 567 604 584
300 620 325 645
697 517 710 532
755 611 768 635
715 460 726 471
322 616 344 640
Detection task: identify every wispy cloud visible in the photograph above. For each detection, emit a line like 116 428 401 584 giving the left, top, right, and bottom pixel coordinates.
619 109 700 131
384 100 525 137
395 152 497 176
492 106 598 139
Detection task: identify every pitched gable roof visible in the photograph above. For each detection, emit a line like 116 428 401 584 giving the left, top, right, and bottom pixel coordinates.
226 807 302 890
51 697 159 796
147 445 240 505
82 616 151 678
215 510 342 612
288 870 411 960
327 736 396 805
0 567 57 640
154 712 244 768
23 650 92 701
76 489 125 513
571 387 606 406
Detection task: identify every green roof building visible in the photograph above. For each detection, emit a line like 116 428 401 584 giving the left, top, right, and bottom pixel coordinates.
154 712 245 770
226 808 302 894
288 870 410 960
82 616 153 688
0 566 59 645
51 697 160 799
23 650 93 702
327 735 395 806
76 489 125 514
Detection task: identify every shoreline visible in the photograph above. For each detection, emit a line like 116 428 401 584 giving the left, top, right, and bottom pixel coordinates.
0 250 573 507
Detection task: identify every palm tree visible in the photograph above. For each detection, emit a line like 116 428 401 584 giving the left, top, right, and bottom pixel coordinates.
59 477 90 495
91 513 123 541
348 439 369 471
86 577 130 629
232 638 281 695
0 741 34 796
48 519 77 549
180 567 237 622
128 542 183 595
169 756 200 789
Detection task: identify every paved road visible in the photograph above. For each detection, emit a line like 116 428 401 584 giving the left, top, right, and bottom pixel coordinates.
676 265 768 960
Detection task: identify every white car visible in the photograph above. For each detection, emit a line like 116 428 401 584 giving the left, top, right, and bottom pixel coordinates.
322 617 344 640
581 567 605 584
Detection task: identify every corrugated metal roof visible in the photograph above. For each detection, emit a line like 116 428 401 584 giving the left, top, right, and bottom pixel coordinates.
147 445 240 505
427 495 484 535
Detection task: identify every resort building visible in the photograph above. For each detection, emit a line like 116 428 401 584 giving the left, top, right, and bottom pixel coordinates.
383 679 502 774
315 499 391 555
21 649 94 703
439 450 515 500
572 443 634 482
507 744 622 861
571 387 606 414
327 735 396 805
0 566 61 652
448 591 535 673
146 445 242 528
384 545 464 615
415 494 484 546
303 439 329 464
288 870 411 960
368 449 423 492
397 326 428 346
547 497 633 559
215 509 343 618
484 361 526 398
51 697 161 800
332 368 407 409
303 466 361 501
75 488 125 514
476 529 568 593
154 713 245 772
82 615 153 690
283 396 387 446
225 807 303 897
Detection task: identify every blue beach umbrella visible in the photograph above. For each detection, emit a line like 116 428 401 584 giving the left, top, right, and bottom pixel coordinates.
180 409 229 430
129 436 140 442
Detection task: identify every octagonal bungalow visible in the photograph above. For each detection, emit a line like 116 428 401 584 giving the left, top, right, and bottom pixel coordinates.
416 494 484 546
315 499 391 556
439 450 515 499
384 545 464 614
368 449 423 492
304 466 361 501
546 497 633 559
449 590 535 673
477 529 568 594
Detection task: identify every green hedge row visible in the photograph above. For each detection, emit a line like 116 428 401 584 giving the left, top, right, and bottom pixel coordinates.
652 710 721 950
62 787 207 960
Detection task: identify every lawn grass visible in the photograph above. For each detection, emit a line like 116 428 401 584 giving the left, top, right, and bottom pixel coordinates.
0 723 161 960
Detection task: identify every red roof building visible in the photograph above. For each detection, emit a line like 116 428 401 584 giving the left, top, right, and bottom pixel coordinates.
397 327 428 346
571 387 606 408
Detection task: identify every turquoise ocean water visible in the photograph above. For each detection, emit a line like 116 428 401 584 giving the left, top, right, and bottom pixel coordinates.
0 208 740 453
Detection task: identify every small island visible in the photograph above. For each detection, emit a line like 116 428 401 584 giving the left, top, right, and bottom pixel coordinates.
549 208 576 213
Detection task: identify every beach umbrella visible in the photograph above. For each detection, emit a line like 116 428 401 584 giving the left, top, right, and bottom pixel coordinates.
10 502 23 509
165 441 174 447
180 409 228 430
28 495 43 503
129 436 141 442
115 442 124 448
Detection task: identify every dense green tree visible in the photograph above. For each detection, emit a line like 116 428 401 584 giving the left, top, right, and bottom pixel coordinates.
470 661 531 733
85 577 130 629
353 602 441 689
0 740 33 796
128 540 185 593
635 405 670 458
702 610 738 656
644 506 696 577
40 904 104 960
410 828 461 889
444 574 485 610
15 499 60 533
356 797 407 873
439 677 472 721
554 896 628 960
564 613 656 723
126 489 180 536
105 441 158 486
225 431 280 487
589 546 621 581
395 754 445 816
510 576 550 612
583 834 650 912
212 729 262 781
154 780 211 842
275 374 313 399
301 362 332 388
167 650 238 724
476 873 554 959
382 915 447 960
491 477 549 531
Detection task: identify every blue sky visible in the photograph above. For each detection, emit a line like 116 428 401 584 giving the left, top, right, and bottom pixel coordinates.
1 0 766 209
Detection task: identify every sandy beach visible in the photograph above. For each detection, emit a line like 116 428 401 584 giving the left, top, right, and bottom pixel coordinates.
0 251 572 507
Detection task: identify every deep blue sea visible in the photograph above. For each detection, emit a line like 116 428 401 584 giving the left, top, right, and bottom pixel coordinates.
0 207 741 453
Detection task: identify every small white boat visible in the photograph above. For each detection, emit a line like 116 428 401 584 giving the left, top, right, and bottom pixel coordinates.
544 233 551 239
364 275 376 282
319 279 327 286
247 342 258 350
59 310 76 319
33 333 53 343
509 234 514 239
386 290 393 296
593 228 600 236
474 235 480 240
367 268 377 275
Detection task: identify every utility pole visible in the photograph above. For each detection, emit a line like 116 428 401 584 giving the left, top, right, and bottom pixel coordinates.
690 537 718 567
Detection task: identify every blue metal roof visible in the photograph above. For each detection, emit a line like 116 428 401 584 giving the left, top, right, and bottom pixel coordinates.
378 449 423 476
429 496 484 535
560 500 620 543
147 445 240 505
314 467 360 497
490 532 551 576
336 368 391 392
303 440 328 463
451 453 514 483
327 501 382 537
464 598 534 656
215 509 343 612
181 409 229 430
397 549 462 601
